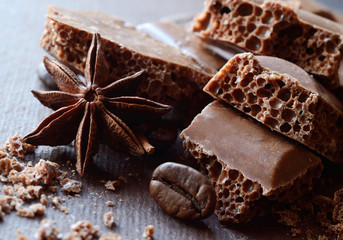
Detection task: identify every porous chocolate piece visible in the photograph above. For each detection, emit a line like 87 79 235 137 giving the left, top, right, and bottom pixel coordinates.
40 6 214 120
180 101 322 223
193 0 343 88
204 53 343 163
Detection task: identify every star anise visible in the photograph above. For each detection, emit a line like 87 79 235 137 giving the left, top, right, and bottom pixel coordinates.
24 33 172 176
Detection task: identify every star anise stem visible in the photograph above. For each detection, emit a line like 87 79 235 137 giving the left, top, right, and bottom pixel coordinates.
136 133 155 155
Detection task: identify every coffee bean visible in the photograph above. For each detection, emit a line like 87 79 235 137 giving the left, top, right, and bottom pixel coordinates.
147 120 178 151
37 62 58 89
149 162 216 220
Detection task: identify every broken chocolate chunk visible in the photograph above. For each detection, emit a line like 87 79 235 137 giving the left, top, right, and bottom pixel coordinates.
204 53 343 163
40 6 215 124
193 0 343 89
180 101 322 223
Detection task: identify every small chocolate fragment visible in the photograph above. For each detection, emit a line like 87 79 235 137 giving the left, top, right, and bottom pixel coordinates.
180 101 322 223
37 63 57 90
103 212 116 229
35 219 62 240
40 6 214 124
99 234 124 240
143 225 154 240
193 0 343 89
149 162 216 220
204 53 343 163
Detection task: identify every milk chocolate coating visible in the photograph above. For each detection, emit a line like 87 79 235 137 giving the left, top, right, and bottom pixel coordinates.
204 53 343 163
138 21 230 71
40 6 214 124
193 0 343 89
150 162 216 220
180 101 323 223
255 55 343 111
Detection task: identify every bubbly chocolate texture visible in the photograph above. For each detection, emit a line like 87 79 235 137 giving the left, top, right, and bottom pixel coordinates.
150 162 216 220
193 0 343 89
40 6 215 123
180 101 323 223
204 53 343 163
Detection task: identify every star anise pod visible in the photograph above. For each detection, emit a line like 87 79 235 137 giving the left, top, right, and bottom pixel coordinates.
24 33 172 176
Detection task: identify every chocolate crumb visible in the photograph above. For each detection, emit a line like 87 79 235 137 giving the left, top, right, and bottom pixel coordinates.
61 178 82 193
0 195 20 213
34 159 60 185
0 156 24 175
16 230 29 240
143 225 154 239
40 194 48 205
60 206 69 214
103 211 116 229
291 227 302 237
48 186 58 193
0 149 8 158
3 185 15 196
105 180 120 191
16 203 45 218
106 201 114 207
65 220 99 240
35 219 62 240
4 133 35 158
14 184 42 201
0 175 8 182
118 176 127 184
0 134 83 225
49 196 62 208
99 233 124 240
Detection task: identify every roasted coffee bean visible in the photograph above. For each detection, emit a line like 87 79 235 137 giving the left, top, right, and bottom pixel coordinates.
147 120 178 151
37 62 58 89
149 162 216 220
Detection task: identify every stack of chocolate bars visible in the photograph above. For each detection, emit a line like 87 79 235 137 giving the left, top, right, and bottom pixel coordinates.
39 0 343 224
182 0 343 223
